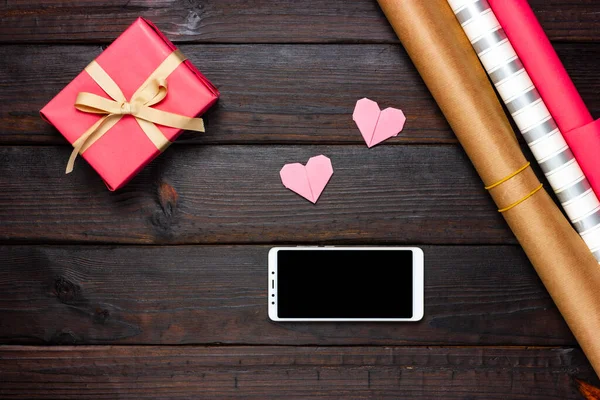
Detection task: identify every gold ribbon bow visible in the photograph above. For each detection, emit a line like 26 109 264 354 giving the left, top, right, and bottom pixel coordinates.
67 49 205 173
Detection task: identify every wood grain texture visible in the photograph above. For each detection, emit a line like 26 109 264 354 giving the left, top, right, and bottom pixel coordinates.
0 43 448 145
0 145 518 245
0 245 575 345
0 0 599 396
2 43 599 145
1 0 599 43
0 345 595 399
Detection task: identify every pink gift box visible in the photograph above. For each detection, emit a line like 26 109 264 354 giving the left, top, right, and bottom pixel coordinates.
41 17 219 190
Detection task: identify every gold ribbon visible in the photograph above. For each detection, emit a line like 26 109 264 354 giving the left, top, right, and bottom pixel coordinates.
67 49 205 173
482 161 544 213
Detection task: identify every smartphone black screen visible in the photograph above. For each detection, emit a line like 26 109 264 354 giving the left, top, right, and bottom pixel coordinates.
277 250 414 318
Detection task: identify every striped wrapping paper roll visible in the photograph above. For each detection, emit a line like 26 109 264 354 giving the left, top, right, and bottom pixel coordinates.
447 0 600 262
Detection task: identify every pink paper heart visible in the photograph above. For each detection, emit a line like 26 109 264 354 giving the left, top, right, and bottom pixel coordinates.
353 98 406 147
280 155 333 204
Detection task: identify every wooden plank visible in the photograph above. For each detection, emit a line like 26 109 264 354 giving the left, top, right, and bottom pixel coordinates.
0 345 594 399
0 43 449 145
0 245 576 345
0 145 517 244
1 1 599 43
2 43 599 145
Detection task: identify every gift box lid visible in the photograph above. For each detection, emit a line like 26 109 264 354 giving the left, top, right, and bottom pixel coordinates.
41 17 219 190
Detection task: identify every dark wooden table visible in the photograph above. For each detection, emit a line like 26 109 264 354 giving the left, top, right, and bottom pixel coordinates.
1 1 600 399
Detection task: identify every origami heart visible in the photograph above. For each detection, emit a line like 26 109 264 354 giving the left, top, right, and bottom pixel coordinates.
280 155 333 204
353 98 406 147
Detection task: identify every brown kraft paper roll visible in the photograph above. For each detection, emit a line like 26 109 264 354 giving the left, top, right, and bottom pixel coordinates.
376 0 600 376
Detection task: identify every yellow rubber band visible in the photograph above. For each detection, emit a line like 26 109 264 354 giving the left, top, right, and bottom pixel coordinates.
485 162 531 190
497 184 543 213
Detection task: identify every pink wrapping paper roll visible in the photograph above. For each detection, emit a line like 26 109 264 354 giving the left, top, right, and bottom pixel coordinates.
489 0 600 197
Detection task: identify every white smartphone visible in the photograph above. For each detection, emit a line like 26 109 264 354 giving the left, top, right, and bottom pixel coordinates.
268 247 424 322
